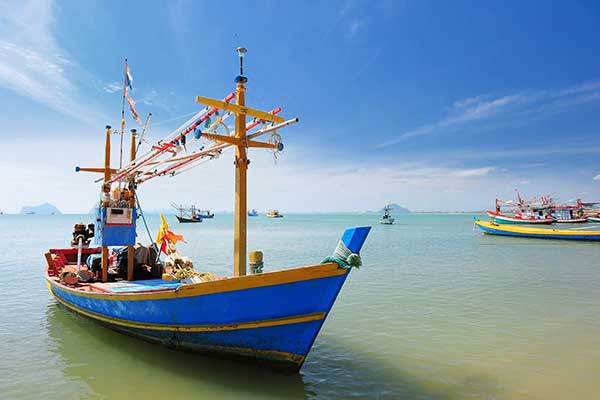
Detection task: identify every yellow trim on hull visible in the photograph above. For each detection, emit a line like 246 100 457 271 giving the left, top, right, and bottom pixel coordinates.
49 283 326 332
475 220 600 237
46 262 346 301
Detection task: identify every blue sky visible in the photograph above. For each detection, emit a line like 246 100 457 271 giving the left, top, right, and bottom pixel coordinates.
1 0 600 213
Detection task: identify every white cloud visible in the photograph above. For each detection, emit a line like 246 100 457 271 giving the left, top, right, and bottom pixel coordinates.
0 0 101 124
449 167 495 177
593 175 600 181
103 82 122 93
376 81 600 148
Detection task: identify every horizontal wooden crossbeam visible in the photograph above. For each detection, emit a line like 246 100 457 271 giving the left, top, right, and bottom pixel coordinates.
195 96 284 124
201 132 279 149
76 167 118 174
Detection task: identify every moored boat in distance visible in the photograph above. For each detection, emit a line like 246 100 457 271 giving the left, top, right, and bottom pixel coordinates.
196 209 214 219
172 203 203 223
487 193 554 224
45 49 372 372
248 208 258 216
583 202 600 222
379 204 395 225
266 209 283 218
474 219 600 241
551 199 587 223
486 210 554 224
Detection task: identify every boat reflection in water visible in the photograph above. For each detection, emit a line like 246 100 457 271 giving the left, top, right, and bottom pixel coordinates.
45 303 310 399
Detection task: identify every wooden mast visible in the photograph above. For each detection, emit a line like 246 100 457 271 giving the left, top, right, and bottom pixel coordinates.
195 47 284 278
233 72 248 277
101 125 112 283
127 129 137 280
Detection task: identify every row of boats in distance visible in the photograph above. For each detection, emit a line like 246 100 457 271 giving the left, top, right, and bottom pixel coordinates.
486 192 600 224
173 203 399 224
172 203 284 223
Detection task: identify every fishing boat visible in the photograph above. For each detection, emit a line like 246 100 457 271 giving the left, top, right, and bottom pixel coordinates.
474 219 600 241
197 209 214 219
379 205 395 225
171 203 203 223
266 210 283 218
551 199 587 223
248 209 258 217
589 217 600 223
486 194 554 224
44 49 371 372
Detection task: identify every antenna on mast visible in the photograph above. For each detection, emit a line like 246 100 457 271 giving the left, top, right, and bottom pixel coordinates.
236 47 248 83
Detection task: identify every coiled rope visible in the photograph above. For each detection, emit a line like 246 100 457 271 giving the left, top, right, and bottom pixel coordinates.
321 240 362 270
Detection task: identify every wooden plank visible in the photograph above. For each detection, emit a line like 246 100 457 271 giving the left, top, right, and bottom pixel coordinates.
77 167 118 174
245 139 279 149
196 96 284 124
201 132 243 146
101 246 108 282
44 252 56 271
201 132 278 150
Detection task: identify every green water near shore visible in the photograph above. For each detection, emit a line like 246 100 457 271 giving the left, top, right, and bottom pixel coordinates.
1 213 599 399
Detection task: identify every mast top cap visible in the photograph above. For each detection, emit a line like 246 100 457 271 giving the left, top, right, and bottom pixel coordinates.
236 47 247 58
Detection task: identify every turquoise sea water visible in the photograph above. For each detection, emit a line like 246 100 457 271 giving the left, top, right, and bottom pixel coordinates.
1 213 600 399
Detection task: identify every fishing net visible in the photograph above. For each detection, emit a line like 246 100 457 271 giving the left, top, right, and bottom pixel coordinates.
321 240 362 270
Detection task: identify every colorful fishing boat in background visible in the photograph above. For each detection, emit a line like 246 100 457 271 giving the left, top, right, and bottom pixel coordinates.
474 219 600 241
486 194 554 224
551 199 587 223
248 208 258 217
583 202 600 222
266 210 284 218
44 49 371 372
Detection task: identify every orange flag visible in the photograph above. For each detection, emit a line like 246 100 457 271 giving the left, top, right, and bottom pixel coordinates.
156 214 185 254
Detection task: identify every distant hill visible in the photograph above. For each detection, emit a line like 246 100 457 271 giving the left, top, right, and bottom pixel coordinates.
378 203 410 214
20 202 61 215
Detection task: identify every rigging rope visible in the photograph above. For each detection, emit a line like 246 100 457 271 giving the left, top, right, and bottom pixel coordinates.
133 189 161 261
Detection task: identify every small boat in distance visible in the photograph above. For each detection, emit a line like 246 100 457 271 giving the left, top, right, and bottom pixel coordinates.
248 209 258 216
196 209 214 219
266 209 283 218
379 205 395 225
171 203 203 223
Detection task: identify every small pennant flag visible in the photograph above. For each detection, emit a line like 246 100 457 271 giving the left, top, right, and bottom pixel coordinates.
126 91 142 125
125 64 134 91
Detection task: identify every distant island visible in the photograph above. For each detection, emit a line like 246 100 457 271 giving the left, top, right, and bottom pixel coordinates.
377 203 411 214
20 203 62 215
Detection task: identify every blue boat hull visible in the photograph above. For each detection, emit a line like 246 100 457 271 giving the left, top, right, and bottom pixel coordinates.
46 226 372 371
48 268 349 371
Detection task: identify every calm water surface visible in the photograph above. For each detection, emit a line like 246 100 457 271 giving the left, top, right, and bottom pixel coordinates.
1 213 599 399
